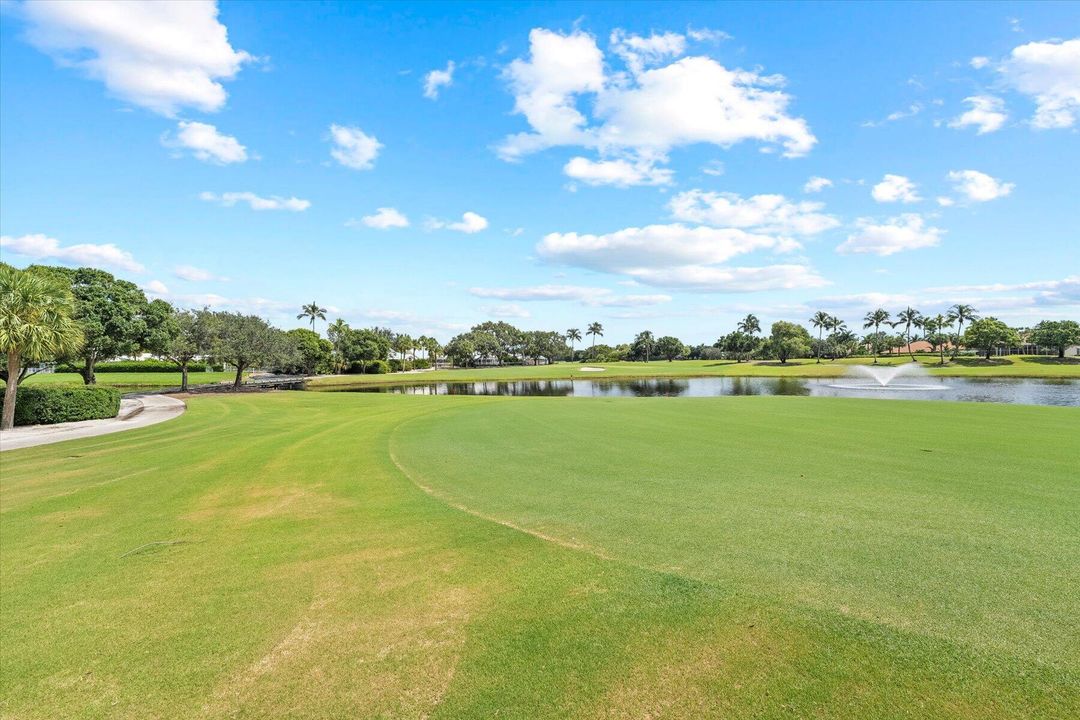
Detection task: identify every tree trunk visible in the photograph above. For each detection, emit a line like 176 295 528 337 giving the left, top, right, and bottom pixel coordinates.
907 328 916 362
233 363 245 389
1059 347 1065 359
81 356 96 385
181 363 189 392
2 353 21 430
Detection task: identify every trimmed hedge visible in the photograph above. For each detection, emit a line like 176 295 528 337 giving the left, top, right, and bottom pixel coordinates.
344 360 390 375
1 384 122 426
55 359 210 373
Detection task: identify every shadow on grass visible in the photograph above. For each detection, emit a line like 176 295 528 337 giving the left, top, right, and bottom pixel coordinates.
1021 356 1080 365
947 358 1016 367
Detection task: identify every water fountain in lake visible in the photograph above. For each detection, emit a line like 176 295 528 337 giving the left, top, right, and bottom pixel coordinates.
829 363 948 391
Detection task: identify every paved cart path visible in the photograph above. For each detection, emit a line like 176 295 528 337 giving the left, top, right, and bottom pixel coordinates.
0 394 186 452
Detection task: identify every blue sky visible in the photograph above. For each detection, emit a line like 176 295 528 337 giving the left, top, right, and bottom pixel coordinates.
1 1 1077 344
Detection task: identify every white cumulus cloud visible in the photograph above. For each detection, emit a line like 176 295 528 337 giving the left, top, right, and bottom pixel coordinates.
1000 38 1080 129
563 156 673 187
328 124 381 170
948 95 1008 134
0 233 144 272
837 214 943 256
947 169 1015 202
355 207 410 229
16 0 253 116
497 27 816 185
668 190 840 235
427 211 489 234
423 61 455 99
199 191 310 211
469 284 672 307
163 120 248 163
803 176 833 193
174 264 227 282
871 174 921 203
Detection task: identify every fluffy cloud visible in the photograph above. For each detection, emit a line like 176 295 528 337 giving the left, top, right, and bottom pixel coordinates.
469 284 671 306
948 95 1008 134
836 214 943 256
668 190 840 235
871 174 921 203
423 61 455 99
483 303 531 319
427 211 489 234
142 280 169 295
1000 38 1080 129
563 156 673 187
173 264 228 282
803 176 833 193
970 56 991 69
497 28 815 184
535 223 825 292
355 207 410 229
329 124 381 170
0 233 144 272
947 170 1014 202
163 120 248 163
17 0 253 115
199 191 310 211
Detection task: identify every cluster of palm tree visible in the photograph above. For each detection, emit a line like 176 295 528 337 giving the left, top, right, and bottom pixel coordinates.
807 303 979 364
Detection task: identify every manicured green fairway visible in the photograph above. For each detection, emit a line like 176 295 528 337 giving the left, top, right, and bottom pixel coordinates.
21 371 242 388
310 354 1080 389
1 392 1077 718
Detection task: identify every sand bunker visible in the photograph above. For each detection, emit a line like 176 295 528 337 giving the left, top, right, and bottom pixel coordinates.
579 367 606 372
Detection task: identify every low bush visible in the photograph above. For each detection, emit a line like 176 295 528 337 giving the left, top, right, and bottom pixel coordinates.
388 359 412 372
367 360 390 374
411 358 432 370
0 384 121 426
54 359 209 373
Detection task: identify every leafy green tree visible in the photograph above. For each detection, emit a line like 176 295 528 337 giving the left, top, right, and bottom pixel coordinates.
1029 320 1080 358
0 266 84 429
28 265 150 384
566 328 581 360
326 318 350 372
338 327 387 372
895 306 922 362
146 307 215 391
767 321 811 364
391 333 414 364
586 322 604 348
809 311 830 363
963 317 1020 360
417 335 441 366
297 301 327 333
444 336 476 367
655 335 686 361
862 308 891 363
211 312 287 388
719 331 759 362
949 304 978 359
280 328 334 375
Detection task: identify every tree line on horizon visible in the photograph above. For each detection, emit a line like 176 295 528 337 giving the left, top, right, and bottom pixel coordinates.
3 262 1078 428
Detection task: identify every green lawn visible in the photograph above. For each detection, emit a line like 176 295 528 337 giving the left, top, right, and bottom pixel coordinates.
1 392 1077 718
19 371 243 388
310 354 1080 389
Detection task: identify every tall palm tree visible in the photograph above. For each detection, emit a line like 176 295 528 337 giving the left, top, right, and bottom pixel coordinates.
948 304 978 360
863 308 891 363
823 315 844 359
895 306 922 362
737 314 760 336
635 330 655 363
566 328 582 360
297 301 327 333
809 311 830 363
0 267 84 430
586 322 604 348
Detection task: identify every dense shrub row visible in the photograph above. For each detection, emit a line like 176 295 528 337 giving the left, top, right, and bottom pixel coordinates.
55 359 213 373
345 360 390 374
0 384 121 426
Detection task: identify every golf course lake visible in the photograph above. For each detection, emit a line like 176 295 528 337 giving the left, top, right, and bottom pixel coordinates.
340 376 1080 406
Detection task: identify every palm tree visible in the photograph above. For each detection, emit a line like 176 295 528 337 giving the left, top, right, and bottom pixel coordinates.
0 267 84 430
635 330 655 363
863 308 891 363
823 315 844 359
297 301 327 333
586 322 604 348
895 307 922 362
948 304 978 360
809 311 830 363
566 328 582 360
737 314 760 336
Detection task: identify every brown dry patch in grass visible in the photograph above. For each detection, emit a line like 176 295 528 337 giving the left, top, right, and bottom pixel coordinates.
184 482 349 523
36 506 105 524
588 614 802 719
195 550 485 719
